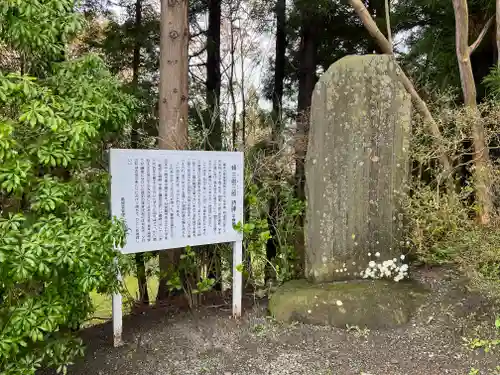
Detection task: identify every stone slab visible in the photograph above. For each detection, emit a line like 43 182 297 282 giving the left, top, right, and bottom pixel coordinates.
268 279 428 329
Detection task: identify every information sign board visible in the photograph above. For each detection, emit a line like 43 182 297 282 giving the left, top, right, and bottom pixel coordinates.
109 149 244 253
108 149 244 347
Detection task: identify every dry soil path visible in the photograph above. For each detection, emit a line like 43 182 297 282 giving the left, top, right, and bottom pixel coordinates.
48 268 499 375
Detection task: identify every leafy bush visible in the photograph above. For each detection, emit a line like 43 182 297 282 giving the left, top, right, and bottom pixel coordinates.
0 55 134 374
0 0 84 74
404 100 500 299
402 184 473 265
483 66 500 101
241 139 304 288
455 226 500 300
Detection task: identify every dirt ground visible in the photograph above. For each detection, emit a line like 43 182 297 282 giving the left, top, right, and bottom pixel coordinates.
48 267 499 375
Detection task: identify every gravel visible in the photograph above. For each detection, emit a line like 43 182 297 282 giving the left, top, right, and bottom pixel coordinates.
44 267 499 375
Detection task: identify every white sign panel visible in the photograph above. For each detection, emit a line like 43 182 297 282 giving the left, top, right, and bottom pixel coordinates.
109 149 244 254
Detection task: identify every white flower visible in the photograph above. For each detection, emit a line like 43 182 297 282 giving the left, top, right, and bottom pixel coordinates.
375 252 381 257
400 264 408 272
336 300 343 306
368 252 372 256
393 258 397 263
368 261 376 268
364 267 374 279
400 254 405 260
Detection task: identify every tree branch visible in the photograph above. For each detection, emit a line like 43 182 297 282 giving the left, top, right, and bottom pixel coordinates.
348 0 454 181
189 62 206 68
469 16 494 54
349 0 392 54
189 30 206 40
189 45 207 60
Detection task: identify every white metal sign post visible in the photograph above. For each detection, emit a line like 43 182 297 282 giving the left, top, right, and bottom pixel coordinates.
109 149 244 347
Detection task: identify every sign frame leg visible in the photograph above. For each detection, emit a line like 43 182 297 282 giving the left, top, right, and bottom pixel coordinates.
112 257 124 347
232 240 243 318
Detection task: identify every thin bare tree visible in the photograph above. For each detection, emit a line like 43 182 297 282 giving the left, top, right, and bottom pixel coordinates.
131 0 149 306
452 0 494 225
349 0 453 185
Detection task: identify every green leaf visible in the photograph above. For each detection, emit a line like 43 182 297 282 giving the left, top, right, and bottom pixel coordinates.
0 5 136 371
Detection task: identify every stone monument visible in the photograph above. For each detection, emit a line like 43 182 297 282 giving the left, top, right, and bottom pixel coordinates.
305 54 411 283
269 55 427 329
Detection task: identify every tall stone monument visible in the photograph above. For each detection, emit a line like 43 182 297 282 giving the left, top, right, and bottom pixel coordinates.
305 54 411 283
269 55 427 329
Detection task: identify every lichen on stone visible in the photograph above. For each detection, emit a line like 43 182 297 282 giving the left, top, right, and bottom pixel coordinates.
304 54 411 284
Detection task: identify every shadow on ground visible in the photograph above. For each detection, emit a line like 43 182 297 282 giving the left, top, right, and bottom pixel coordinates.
42 267 499 375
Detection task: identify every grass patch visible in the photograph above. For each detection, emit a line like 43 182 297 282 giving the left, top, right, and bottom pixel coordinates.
87 275 159 326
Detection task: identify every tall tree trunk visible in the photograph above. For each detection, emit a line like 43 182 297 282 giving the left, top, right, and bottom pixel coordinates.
239 17 247 151
271 0 286 137
294 18 317 276
452 0 493 225
295 26 316 203
204 0 222 291
266 0 286 281
239 17 249 223
384 0 393 47
205 0 222 150
497 0 500 66
229 10 237 150
131 0 149 306
157 0 190 300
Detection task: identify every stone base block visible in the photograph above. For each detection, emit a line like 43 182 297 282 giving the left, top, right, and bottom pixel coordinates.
268 279 428 329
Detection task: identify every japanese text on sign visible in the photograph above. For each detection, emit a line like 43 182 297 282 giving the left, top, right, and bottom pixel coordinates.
109 149 244 254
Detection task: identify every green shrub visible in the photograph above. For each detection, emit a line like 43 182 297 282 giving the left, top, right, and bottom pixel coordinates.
455 227 500 300
404 100 500 299
242 140 305 287
0 2 136 372
0 56 134 374
402 183 473 265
